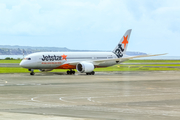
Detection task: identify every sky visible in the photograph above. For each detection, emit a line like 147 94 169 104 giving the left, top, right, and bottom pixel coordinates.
0 0 180 56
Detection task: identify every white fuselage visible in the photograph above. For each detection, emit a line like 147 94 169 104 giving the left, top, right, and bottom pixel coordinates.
20 52 126 69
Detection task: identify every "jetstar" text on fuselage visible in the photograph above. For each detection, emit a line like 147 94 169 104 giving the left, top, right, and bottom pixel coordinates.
42 55 62 61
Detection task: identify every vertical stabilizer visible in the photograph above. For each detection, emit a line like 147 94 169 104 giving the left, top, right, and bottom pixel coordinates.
113 29 132 58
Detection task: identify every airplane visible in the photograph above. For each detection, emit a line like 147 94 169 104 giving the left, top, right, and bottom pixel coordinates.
19 29 165 75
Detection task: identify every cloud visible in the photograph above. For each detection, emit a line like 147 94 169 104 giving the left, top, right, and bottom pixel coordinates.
0 0 180 55
0 0 132 35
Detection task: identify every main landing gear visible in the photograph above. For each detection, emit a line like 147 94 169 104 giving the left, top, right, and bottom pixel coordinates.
29 69 35 76
86 71 95 75
67 70 75 75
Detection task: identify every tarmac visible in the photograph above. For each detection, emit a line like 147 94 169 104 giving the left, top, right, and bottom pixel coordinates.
0 71 180 120
0 63 20 67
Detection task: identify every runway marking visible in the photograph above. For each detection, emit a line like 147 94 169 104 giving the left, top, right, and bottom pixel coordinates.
3 99 180 117
56 93 180 104
0 79 8 84
31 97 39 102
87 97 92 102
87 97 101 103
59 97 75 103
31 98 35 101
87 97 96 102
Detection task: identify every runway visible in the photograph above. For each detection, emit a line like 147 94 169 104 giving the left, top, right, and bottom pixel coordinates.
0 71 180 120
0 63 20 67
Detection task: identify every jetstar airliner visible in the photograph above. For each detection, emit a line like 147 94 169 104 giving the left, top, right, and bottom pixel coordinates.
20 29 165 75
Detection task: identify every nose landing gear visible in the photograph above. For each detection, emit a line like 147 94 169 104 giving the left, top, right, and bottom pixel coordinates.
29 69 35 75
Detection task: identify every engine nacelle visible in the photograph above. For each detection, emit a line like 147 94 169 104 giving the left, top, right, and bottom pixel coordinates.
76 62 94 73
39 69 53 72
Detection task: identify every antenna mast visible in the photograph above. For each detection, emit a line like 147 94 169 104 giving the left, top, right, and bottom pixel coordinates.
23 49 24 59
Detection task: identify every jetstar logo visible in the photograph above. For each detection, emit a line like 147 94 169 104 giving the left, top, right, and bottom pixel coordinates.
114 35 128 58
42 54 67 61
61 54 67 60
122 35 128 49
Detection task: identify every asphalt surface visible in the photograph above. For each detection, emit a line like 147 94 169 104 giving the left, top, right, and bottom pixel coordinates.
0 63 20 67
0 71 180 120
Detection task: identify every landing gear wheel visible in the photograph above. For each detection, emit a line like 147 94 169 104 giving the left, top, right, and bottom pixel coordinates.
91 71 95 75
29 69 35 75
67 70 75 75
30 72 35 75
86 71 95 75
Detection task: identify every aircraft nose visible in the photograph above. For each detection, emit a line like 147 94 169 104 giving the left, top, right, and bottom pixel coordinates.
19 60 37 68
19 60 27 67
19 61 23 67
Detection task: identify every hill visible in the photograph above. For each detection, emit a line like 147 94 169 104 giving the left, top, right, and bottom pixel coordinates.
0 45 146 56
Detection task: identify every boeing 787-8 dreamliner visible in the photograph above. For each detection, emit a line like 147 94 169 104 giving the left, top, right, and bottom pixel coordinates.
20 29 164 75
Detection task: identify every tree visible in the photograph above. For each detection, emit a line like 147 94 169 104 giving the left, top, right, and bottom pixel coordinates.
5 57 11 60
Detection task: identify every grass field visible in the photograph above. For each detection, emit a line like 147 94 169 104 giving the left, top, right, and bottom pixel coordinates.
121 64 180 66
0 59 180 73
95 65 180 72
123 60 180 63
0 67 67 73
0 60 21 63
0 65 180 73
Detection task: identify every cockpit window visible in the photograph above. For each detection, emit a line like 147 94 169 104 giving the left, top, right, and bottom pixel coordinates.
24 58 31 60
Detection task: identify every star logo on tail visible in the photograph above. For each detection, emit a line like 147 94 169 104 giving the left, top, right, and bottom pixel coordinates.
61 54 67 60
122 35 128 49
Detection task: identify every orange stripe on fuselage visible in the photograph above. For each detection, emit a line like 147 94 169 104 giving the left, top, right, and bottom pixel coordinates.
55 64 106 69
55 64 76 69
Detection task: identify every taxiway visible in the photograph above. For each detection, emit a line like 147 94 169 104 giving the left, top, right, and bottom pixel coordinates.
0 71 180 120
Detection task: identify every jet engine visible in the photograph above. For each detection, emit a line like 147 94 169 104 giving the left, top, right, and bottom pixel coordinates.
76 62 94 73
39 69 53 72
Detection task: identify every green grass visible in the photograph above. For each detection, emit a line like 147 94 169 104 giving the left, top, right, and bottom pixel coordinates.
120 64 180 66
0 60 21 63
0 65 180 74
0 67 34 73
95 65 180 72
124 60 180 63
1 59 180 73
0 67 71 73
50 69 68 72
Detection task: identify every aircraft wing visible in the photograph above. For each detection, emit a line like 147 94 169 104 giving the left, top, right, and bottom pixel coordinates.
92 53 167 65
67 53 167 66
122 53 167 60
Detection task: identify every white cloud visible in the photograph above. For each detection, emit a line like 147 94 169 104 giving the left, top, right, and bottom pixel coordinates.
0 0 180 55
0 0 133 34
